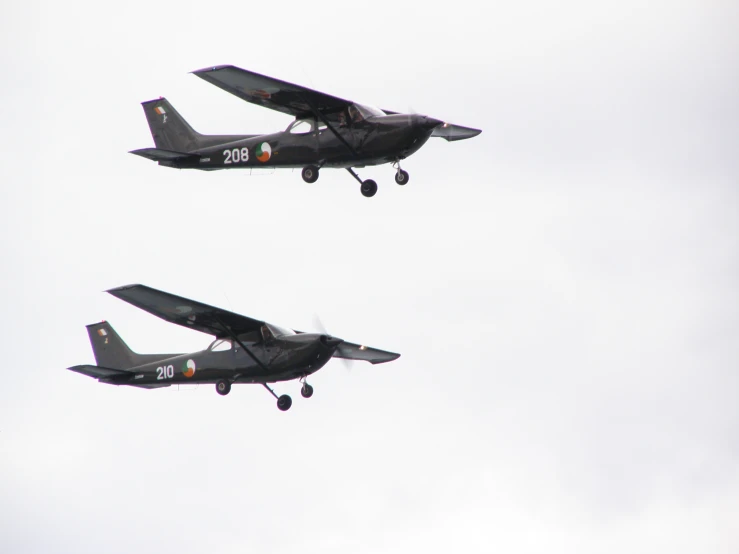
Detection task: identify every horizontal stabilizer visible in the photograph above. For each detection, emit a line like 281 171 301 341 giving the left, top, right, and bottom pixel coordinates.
129 147 199 163
68 364 133 379
333 341 400 364
431 123 482 142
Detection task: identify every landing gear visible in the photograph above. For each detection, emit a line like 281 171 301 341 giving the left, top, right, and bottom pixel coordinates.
277 394 292 411
346 168 378 198
302 165 319 183
263 382 292 411
393 161 409 185
301 383 314 398
215 379 231 396
360 179 378 197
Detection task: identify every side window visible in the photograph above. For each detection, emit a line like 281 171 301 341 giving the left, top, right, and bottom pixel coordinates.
289 120 313 134
210 339 232 352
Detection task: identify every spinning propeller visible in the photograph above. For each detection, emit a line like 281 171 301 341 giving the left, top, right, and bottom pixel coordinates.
312 314 352 371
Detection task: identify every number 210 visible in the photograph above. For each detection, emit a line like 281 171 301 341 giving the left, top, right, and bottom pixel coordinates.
224 147 249 164
156 365 174 380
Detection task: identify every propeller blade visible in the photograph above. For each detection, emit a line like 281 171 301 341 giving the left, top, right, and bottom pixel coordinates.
313 314 351 371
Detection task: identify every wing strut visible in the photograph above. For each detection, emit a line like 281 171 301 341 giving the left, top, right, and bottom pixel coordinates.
213 315 270 373
300 94 359 158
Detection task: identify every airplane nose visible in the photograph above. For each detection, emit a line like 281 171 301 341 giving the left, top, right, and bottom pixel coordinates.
415 114 443 131
320 335 343 349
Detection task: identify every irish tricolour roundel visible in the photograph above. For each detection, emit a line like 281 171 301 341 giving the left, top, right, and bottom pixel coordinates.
256 142 272 162
183 359 196 378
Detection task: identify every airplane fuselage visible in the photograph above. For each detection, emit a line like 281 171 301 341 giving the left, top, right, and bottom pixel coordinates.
99 333 340 389
161 115 438 171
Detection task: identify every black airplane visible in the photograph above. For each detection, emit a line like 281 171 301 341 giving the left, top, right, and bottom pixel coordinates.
68 285 400 411
130 65 481 197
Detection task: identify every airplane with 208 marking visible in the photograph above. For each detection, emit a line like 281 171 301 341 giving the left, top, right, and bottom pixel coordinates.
68 284 399 411
130 65 482 197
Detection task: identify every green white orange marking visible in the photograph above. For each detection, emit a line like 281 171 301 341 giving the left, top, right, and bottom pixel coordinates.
183 359 196 378
154 106 166 115
256 142 272 162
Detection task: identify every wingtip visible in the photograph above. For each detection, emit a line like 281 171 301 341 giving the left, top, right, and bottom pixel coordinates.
191 64 232 75
106 284 143 295
371 352 401 364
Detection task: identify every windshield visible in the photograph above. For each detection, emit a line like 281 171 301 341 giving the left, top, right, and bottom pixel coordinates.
267 323 295 337
355 103 385 118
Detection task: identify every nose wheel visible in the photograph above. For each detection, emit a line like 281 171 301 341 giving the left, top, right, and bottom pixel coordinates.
301 383 314 398
215 379 231 396
392 161 409 185
302 165 319 183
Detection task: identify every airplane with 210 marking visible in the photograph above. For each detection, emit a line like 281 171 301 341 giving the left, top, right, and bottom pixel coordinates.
68 285 399 411
131 65 482 197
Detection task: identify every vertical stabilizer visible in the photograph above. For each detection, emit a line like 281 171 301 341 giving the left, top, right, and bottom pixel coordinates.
141 98 203 152
86 322 140 369
85 322 178 370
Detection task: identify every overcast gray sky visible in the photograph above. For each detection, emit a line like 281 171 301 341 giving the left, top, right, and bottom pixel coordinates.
1 1 737 553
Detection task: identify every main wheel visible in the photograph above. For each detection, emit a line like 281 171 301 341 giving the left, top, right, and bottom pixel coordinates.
302 166 319 183
395 170 409 185
301 384 314 398
215 380 231 396
360 179 378 197
277 394 293 411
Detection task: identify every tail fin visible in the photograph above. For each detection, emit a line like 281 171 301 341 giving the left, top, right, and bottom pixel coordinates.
85 322 177 370
141 98 203 152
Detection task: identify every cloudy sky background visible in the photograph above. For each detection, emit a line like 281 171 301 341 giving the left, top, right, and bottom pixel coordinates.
1 1 737 552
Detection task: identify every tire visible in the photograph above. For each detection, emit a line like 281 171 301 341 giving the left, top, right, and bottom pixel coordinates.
216 380 231 396
301 384 314 398
360 179 378 197
395 170 409 185
277 394 293 411
302 166 319 183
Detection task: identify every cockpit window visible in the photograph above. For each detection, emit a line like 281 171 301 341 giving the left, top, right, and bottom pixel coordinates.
287 119 314 134
348 105 362 123
345 104 384 123
267 323 295 337
209 339 232 351
355 103 385 118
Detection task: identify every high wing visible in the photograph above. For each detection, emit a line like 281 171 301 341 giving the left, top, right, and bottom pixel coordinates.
106 284 264 338
192 65 352 118
334 341 400 365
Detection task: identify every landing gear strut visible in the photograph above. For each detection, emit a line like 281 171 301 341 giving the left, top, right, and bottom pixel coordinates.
346 168 377 198
393 161 409 185
263 382 292 411
302 165 319 183
215 379 231 396
300 377 314 399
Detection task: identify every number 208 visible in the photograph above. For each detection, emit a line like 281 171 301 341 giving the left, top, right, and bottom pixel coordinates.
224 147 249 164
